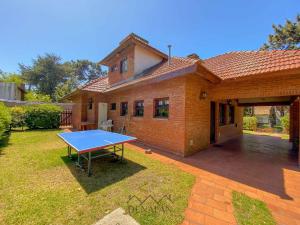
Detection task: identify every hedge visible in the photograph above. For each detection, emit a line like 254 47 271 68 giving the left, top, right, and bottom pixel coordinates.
24 104 63 129
10 106 26 129
0 103 12 138
243 116 257 131
280 115 289 133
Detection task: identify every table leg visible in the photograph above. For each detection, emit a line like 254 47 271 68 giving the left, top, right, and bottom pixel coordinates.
121 144 124 161
67 146 71 158
88 152 92 176
77 152 81 168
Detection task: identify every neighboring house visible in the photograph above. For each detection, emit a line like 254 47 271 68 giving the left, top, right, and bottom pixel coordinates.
250 106 289 127
254 106 271 127
64 33 300 156
0 82 25 101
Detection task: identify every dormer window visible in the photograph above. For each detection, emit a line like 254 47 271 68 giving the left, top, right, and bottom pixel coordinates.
120 57 128 73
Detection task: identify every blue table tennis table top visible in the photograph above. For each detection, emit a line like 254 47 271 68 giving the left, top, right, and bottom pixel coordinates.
58 130 137 153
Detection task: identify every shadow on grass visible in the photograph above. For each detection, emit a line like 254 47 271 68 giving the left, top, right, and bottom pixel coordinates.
0 132 11 156
61 154 146 194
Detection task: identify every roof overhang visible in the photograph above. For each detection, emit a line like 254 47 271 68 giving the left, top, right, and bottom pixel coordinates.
61 89 102 102
195 61 221 84
99 34 168 66
220 67 300 82
105 62 220 93
237 96 294 106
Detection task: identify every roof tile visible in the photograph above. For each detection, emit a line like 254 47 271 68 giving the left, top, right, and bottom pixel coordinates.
81 76 108 92
79 50 300 93
204 50 300 79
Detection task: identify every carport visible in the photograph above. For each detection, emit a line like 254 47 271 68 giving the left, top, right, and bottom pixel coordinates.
208 54 300 166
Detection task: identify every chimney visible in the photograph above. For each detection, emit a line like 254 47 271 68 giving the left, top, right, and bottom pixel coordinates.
168 45 172 65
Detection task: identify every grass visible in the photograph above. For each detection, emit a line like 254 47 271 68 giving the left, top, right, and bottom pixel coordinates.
0 130 195 225
243 130 289 140
232 191 276 225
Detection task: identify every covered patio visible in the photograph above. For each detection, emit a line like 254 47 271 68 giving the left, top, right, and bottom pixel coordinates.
127 132 300 224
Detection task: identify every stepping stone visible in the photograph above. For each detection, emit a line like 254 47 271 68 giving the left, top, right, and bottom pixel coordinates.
94 208 140 225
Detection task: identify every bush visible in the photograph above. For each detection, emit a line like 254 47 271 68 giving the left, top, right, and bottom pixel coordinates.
25 91 52 103
280 115 289 133
10 106 26 129
25 104 63 129
0 103 12 137
243 116 257 131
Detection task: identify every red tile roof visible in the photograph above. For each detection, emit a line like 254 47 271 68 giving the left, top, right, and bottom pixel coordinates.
79 57 199 93
81 76 108 92
204 50 300 80
106 57 203 91
76 50 300 94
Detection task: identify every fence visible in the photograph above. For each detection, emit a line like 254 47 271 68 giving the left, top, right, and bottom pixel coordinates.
60 110 72 126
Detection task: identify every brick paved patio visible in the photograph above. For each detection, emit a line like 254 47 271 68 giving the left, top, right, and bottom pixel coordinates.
127 134 300 225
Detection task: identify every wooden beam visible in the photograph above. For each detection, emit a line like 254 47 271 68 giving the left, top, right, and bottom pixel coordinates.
237 101 291 107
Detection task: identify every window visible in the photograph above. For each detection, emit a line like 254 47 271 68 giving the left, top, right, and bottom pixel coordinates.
120 57 128 73
110 103 116 110
229 106 235 124
88 97 93 110
134 100 144 117
154 98 169 118
110 65 117 72
120 102 128 116
219 103 226 126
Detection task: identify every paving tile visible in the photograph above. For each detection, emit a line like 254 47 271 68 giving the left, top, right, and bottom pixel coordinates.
126 134 300 225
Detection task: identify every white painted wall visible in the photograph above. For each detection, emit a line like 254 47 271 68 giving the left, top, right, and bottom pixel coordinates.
134 45 163 75
0 82 22 100
98 102 108 128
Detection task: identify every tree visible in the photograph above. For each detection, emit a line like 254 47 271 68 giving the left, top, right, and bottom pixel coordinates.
20 54 105 101
0 72 24 85
20 54 65 99
261 14 300 50
25 91 52 102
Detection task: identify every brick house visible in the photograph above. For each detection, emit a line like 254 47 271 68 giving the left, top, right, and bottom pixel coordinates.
64 33 300 157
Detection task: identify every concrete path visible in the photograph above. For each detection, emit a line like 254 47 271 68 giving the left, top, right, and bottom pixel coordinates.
94 208 139 225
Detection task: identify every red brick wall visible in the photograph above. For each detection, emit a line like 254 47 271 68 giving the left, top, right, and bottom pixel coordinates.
70 70 300 156
184 74 211 155
211 73 300 100
107 76 186 155
184 74 243 155
215 101 243 144
71 94 82 130
290 100 299 143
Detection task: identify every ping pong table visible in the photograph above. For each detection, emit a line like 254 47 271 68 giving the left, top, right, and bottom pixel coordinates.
58 130 137 176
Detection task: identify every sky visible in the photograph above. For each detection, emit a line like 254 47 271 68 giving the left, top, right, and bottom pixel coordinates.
0 0 299 73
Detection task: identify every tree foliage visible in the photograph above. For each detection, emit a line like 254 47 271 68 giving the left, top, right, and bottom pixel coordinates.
261 14 300 50
25 91 52 103
19 54 106 101
0 72 24 85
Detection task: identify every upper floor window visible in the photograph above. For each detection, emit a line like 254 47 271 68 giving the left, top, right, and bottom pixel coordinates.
154 98 169 118
134 100 144 117
110 103 116 110
219 103 226 126
110 65 118 72
120 57 128 73
229 106 235 124
120 102 128 116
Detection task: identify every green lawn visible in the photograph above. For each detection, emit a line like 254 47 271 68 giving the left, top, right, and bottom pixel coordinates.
0 130 195 225
232 191 276 225
243 130 289 140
